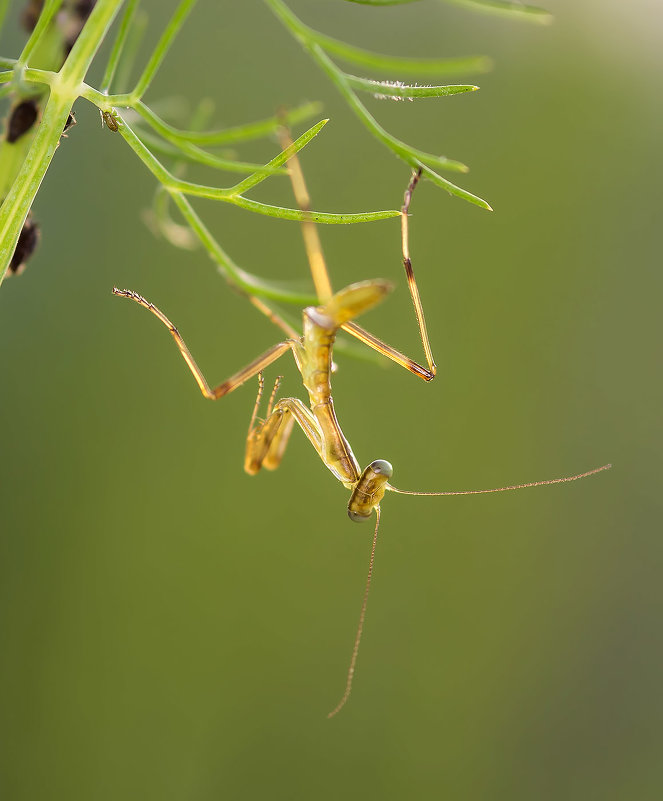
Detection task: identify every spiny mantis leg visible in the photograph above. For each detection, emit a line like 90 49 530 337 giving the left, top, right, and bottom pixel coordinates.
248 295 300 340
247 371 268 436
342 167 435 380
264 374 283 419
112 288 297 400
278 129 436 381
246 394 324 475
213 122 333 342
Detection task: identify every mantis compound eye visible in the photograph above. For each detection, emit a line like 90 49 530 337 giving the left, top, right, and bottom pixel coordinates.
348 509 373 523
369 460 393 478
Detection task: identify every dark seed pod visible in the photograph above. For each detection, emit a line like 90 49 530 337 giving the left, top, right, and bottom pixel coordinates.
7 100 39 144
8 214 41 276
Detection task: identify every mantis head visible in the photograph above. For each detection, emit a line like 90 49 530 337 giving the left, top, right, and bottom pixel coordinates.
347 459 393 522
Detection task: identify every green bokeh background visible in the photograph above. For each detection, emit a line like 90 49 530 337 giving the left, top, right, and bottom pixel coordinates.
1 1 661 798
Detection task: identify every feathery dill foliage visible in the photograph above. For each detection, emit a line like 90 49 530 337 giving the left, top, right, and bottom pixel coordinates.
0 0 548 295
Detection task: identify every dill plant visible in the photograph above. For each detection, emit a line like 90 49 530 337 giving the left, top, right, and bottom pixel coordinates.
0 0 548 304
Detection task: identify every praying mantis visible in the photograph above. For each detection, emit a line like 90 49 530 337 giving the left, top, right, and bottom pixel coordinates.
113 145 610 717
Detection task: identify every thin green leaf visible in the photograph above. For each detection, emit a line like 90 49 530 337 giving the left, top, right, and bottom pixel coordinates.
112 8 147 93
133 126 287 175
393 140 469 173
313 32 490 75
100 0 140 93
229 196 400 224
132 0 197 100
0 0 10 37
345 74 479 99
311 43 472 174
144 98 215 251
18 0 64 64
134 100 323 147
118 115 398 223
228 118 329 196
343 1 422 5
171 194 319 306
419 163 492 210
266 0 491 205
440 0 552 23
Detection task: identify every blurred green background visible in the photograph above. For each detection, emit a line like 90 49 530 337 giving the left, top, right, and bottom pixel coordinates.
1 1 661 799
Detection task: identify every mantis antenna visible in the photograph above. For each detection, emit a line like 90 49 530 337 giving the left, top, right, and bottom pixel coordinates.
388 463 612 496
327 507 381 719
327 462 612 717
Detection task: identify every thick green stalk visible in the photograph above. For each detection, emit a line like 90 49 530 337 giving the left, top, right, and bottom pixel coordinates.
0 0 125 285
59 0 125 84
0 91 71 282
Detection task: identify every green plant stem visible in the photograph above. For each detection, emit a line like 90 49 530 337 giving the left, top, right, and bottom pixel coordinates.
307 29 491 75
171 193 317 305
132 0 197 99
309 42 487 191
227 120 329 196
148 98 214 249
441 0 552 23
0 0 127 285
78 83 133 107
111 8 147 94
59 0 125 84
101 0 140 93
117 114 399 223
0 0 10 36
18 0 64 65
0 92 71 283
133 127 287 175
131 99 323 147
